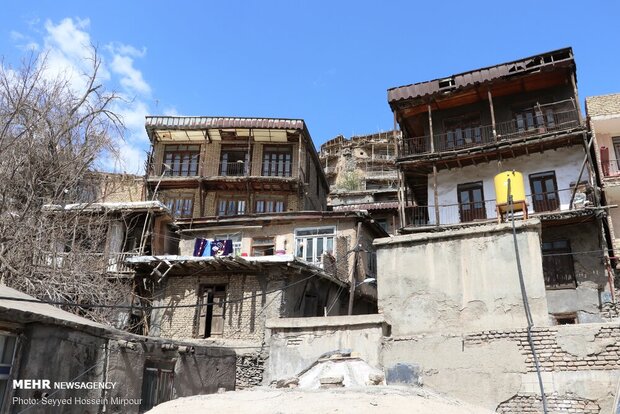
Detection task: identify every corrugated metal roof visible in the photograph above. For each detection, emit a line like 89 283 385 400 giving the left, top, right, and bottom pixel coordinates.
388 47 574 104
332 202 400 212
145 116 305 130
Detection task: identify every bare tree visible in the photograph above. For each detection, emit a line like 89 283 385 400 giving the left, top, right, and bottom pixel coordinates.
0 49 134 326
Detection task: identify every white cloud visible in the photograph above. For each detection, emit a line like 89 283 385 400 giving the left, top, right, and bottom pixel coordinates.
110 55 151 95
8 17 157 173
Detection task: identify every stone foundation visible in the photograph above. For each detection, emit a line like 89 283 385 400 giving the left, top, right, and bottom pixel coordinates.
236 353 266 389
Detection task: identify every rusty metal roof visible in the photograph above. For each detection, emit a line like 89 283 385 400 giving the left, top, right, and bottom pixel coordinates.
145 116 305 130
388 47 575 105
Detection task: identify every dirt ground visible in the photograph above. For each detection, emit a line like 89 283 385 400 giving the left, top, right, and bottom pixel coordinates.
147 386 495 414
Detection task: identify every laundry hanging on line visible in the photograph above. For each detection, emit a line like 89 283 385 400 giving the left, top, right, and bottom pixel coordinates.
193 238 233 257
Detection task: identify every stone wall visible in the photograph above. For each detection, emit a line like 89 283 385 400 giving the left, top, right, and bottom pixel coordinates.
236 352 267 389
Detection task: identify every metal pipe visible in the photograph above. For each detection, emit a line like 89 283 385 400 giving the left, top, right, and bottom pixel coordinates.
508 178 548 414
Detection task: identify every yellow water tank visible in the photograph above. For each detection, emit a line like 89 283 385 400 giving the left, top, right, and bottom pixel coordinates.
494 171 526 213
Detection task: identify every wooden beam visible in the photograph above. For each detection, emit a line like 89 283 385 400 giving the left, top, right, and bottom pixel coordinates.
433 163 440 226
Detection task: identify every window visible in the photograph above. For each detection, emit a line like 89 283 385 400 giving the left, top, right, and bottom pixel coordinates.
457 182 486 222
444 115 482 149
165 195 194 218
530 171 559 212
214 233 242 256
295 227 335 266
251 237 275 256
255 199 285 213
262 146 292 177
613 137 620 170
514 106 555 133
220 146 250 176
542 239 577 289
367 251 377 276
163 144 200 176
0 334 17 413
375 219 389 233
217 198 246 216
140 360 175 412
197 285 226 338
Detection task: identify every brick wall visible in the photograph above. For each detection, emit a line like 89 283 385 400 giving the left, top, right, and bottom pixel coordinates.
464 325 620 372
497 393 600 414
154 272 285 343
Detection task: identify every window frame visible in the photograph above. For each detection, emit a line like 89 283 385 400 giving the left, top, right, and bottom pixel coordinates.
294 226 336 266
220 145 250 176
196 284 227 338
217 197 247 216
262 145 293 177
140 359 175 412
254 198 286 214
0 333 17 413
541 239 577 289
213 233 242 256
529 171 560 213
443 113 482 149
457 181 487 222
163 144 200 177
251 237 275 256
164 194 195 218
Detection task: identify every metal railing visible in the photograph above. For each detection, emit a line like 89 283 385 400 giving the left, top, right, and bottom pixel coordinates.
219 162 249 176
405 188 593 227
401 102 581 156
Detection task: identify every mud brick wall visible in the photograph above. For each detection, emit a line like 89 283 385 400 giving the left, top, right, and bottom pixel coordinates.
497 393 600 414
464 325 620 372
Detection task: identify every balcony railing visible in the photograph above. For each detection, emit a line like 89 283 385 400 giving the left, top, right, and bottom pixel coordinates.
401 103 581 157
37 251 138 275
405 188 592 228
219 162 249 176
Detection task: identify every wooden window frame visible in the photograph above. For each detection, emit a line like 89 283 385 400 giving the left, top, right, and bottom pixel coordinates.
165 194 194 218
163 144 200 177
140 360 175 412
529 171 560 213
254 198 286 214
196 284 227 338
457 181 486 222
220 145 250 176
542 239 577 289
217 197 247 216
251 237 275 256
442 113 482 149
262 145 293 177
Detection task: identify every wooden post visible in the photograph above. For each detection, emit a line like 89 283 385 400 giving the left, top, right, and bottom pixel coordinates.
428 104 435 153
348 221 362 315
488 88 497 142
570 71 583 124
394 113 406 228
433 163 440 226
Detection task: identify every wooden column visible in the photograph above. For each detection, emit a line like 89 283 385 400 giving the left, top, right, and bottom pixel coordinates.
570 72 583 124
394 112 406 228
433 163 440 226
488 88 497 142
428 104 435 153
348 221 362 315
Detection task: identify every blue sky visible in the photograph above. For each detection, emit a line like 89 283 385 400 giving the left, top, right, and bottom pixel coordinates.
1 1 619 173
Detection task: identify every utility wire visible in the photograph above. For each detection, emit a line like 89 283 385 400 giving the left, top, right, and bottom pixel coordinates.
0 272 321 311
